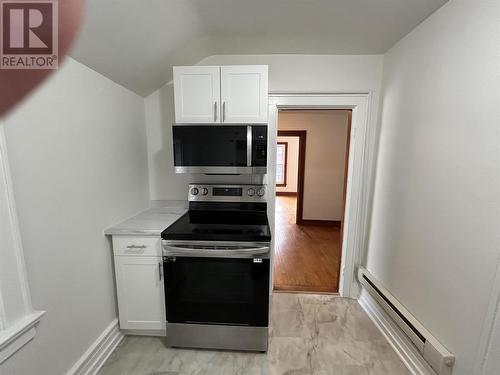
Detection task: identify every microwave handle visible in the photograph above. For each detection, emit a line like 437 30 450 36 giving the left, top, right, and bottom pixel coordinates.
247 126 252 167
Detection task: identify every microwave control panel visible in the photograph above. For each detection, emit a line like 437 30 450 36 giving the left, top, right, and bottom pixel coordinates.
252 126 268 167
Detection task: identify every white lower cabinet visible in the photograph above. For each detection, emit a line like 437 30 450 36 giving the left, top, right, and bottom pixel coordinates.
112 236 165 334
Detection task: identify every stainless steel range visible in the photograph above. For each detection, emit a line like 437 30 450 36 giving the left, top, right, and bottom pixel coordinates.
161 184 271 352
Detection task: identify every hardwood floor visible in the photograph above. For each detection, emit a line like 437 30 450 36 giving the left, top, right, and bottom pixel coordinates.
273 196 341 293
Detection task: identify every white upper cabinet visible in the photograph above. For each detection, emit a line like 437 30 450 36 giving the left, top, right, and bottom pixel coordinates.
173 66 221 124
173 65 268 124
220 65 268 124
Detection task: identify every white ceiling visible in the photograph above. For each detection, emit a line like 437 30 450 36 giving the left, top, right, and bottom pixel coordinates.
70 0 448 97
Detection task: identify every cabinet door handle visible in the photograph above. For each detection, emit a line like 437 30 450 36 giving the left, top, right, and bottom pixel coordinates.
222 101 226 122
214 101 217 122
158 262 163 280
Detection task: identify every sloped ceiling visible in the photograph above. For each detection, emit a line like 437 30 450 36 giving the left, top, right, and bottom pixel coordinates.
70 0 448 97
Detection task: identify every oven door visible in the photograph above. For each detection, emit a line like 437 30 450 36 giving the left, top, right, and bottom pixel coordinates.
172 125 267 174
164 256 270 327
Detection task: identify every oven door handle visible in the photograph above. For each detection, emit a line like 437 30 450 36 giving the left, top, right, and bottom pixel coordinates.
163 244 270 257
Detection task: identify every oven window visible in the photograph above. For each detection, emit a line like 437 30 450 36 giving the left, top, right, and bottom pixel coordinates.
173 126 248 167
164 257 269 326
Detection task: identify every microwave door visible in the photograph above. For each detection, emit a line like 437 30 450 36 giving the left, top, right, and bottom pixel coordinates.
173 125 267 174
173 125 252 174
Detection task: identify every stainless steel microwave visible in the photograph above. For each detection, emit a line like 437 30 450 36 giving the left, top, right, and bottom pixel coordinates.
173 125 267 174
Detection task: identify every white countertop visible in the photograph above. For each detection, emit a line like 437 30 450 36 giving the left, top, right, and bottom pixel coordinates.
104 201 188 236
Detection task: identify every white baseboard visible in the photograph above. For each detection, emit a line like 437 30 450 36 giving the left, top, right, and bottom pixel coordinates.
358 288 436 375
66 319 124 375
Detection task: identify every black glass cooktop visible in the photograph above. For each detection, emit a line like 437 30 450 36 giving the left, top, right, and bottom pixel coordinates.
161 203 271 242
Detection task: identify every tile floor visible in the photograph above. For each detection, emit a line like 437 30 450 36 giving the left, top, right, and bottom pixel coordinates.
98 293 410 375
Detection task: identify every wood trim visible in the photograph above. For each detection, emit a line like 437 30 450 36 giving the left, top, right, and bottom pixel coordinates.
276 142 288 187
274 285 340 294
277 130 307 226
299 220 341 228
276 191 297 197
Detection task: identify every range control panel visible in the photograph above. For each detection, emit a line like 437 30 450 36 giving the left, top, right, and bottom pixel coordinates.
188 184 267 203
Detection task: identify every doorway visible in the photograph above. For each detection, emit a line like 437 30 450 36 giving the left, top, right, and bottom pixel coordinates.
273 110 352 294
268 94 372 298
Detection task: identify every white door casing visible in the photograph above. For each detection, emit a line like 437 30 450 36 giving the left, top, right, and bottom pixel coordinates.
267 93 373 298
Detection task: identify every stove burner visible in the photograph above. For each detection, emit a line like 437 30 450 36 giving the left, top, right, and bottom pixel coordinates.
161 184 271 243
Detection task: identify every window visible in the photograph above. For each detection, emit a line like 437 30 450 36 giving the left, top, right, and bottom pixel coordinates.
0 126 44 364
276 142 288 186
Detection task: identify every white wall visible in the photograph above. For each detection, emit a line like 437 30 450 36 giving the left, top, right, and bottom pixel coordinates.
276 136 299 194
201 55 384 95
366 1 500 375
0 58 149 375
278 110 349 221
145 54 383 201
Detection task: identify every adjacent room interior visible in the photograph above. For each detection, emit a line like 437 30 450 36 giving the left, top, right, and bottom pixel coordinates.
274 109 350 293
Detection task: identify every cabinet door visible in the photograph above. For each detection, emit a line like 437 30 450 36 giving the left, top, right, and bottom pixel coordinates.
173 66 221 123
220 65 268 124
114 256 165 331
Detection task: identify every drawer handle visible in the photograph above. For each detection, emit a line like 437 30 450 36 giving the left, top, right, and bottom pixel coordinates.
126 245 147 249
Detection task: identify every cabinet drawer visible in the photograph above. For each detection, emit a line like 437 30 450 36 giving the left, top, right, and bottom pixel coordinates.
112 236 161 257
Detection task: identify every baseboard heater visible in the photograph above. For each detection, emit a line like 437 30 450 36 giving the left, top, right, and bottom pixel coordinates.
358 267 455 375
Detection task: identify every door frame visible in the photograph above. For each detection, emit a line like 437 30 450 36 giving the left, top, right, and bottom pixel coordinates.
276 130 307 224
267 93 374 298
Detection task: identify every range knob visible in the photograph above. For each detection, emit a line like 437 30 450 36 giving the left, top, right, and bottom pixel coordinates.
247 188 255 197
201 188 209 196
190 187 199 196
257 187 266 197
